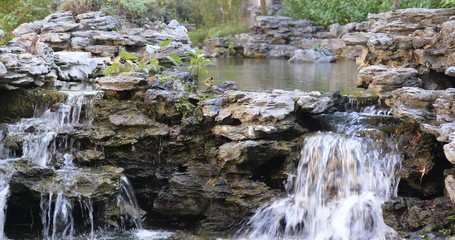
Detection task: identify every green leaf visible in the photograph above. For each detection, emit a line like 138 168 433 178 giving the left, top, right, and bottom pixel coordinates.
160 39 173 48
105 62 121 76
167 54 183 66
119 51 138 60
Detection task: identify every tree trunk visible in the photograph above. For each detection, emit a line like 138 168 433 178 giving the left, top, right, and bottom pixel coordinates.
393 0 400 10
260 0 267 15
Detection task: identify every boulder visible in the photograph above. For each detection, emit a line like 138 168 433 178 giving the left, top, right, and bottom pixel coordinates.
54 51 99 81
75 149 105 164
445 173 455 203
0 42 55 90
289 49 336 63
358 8 455 77
95 72 148 91
383 197 453 232
357 65 421 95
9 161 123 202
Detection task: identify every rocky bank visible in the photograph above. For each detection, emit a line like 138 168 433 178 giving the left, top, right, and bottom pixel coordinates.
1 8 455 238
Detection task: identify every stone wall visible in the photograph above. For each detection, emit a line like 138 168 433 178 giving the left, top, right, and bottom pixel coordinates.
0 11 192 90
349 8 455 210
203 15 368 60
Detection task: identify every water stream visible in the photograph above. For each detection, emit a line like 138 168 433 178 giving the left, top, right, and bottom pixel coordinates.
0 87 145 239
240 132 401 240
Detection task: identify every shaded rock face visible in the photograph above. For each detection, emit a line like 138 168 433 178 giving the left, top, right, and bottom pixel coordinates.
385 88 455 203
383 197 454 234
63 82 346 231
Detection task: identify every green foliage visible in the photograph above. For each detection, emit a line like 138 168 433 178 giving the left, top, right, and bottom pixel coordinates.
105 44 165 76
311 42 332 56
174 97 195 119
58 0 172 26
0 0 57 43
188 49 212 79
188 23 248 45
175 0 244 27
282 0 455 26
57 0 101 14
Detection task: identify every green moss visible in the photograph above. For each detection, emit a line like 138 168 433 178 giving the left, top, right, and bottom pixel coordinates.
0 89 67 123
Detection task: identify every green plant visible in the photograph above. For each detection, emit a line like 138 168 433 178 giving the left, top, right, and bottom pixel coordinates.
188 49 212 79
282 0 455 26
311 42 332 56
105 40 178 76
174 97 195 119
0 0 57 44
57 0 101 14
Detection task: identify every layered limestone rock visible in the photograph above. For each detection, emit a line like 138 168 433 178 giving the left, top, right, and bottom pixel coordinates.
13 11 191 59
0 11 192 90
60 78 348 231
0 41 56 90
356 8 455 92
357 65 421 95
203 16 366 59
385 87 455 203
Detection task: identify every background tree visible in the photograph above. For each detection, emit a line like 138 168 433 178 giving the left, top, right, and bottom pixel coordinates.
260 0 267 15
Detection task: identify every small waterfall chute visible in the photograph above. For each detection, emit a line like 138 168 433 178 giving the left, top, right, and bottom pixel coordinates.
241 132 401 240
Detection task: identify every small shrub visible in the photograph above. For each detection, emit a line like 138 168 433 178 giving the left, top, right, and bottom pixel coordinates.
0 0 57 43
57 0 101 14
189 23 248 45
282 0 455 26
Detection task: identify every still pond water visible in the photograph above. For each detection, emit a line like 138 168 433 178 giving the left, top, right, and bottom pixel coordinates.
204 58 360 92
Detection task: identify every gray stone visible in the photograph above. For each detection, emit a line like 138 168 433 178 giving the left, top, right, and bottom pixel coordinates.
109 113 153 127
444 141 455 165
95 72 147 91
445 174 455 203
76 12 121 31
357 65 421 94
268 45 299 58
445 66 455 77
54 51 99 81
289 49 336 63
41 22 84 34
12 21 44 36
0 62 6 77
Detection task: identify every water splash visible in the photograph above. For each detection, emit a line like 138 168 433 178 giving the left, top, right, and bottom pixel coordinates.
0 179 10 240
117 175 143 229
241 132 401 240
6 92 97 167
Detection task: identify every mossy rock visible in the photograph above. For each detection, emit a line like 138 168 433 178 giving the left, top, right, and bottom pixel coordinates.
0 89 67 123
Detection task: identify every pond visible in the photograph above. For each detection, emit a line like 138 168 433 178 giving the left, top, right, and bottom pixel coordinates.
204 58 361 92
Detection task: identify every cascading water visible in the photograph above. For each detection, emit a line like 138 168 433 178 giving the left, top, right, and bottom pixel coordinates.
117 175 144 230
241 132 401 240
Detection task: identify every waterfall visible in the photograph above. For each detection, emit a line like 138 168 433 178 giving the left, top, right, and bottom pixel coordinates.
117 175 143 229
0 179 10 240
241 132 401 240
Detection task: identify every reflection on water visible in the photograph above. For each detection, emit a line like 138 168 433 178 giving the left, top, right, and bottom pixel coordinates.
205 58 360 92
